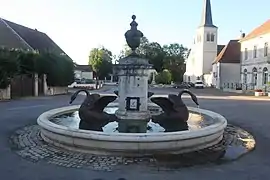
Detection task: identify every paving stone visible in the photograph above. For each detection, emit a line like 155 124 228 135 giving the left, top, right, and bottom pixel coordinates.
9 124 255 172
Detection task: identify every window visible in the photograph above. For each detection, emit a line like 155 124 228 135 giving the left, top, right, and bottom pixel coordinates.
210 33 215 42
206 33 210 41
244 48 248 60
252 67 258 86
264 43 268 57
243 69 247 84
263 67 268 85
253 46 257 58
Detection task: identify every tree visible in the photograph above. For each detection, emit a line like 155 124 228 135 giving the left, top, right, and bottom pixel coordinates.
0 48 19 88
144 42 165 72
88 47 113 80
118 37 188 81
155 69 172 84
163 43 188 82
119 37 165 73
0 48 75 88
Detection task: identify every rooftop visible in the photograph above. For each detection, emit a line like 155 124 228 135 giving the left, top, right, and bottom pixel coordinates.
213 40 240 64
239 19 270 42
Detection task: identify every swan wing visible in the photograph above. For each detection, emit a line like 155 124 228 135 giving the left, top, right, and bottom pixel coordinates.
93 95 117 112
150 97 175 114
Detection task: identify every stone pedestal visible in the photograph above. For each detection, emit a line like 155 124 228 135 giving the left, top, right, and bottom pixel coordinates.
151 72 156 85
34 73 38 96
114 56 152 133
43 74 48 94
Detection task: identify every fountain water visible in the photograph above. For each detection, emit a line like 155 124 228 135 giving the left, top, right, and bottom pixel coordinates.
37 15 227 157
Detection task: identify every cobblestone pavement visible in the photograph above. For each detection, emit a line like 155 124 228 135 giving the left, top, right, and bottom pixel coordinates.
9 124 254 172
1 86 270 180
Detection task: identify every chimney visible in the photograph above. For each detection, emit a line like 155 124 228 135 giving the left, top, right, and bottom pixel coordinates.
241 32 245 39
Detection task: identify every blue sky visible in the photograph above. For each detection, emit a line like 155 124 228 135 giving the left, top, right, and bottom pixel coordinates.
0 0 269 64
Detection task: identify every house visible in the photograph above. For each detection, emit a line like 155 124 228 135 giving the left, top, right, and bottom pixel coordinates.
239 19 270 91
183 0 225 86
74 65 94 82
212 39 241 89
0 18 70 98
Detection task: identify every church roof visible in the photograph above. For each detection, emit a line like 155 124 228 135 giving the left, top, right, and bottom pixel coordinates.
239 19 270 42
199 0 217 28
213 40 240 64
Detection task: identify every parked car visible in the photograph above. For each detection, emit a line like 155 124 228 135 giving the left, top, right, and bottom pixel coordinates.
194 81 204 89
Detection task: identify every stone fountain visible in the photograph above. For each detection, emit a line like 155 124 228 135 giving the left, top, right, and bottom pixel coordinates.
37 15 227 157
113 15 153 133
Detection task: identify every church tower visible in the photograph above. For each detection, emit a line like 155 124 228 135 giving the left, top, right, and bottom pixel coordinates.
184 0 218 84
196 0 218 77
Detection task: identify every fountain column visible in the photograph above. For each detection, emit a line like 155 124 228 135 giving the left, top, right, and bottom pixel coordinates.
114 15 152 133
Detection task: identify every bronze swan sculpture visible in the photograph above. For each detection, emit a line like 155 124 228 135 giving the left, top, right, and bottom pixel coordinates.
69 89 117 131
150 89 199 132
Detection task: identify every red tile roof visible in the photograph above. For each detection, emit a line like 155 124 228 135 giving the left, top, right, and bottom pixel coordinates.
239 19 270 42
213 40 240 64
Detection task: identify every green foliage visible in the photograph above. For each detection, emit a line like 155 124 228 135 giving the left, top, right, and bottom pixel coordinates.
0 48 75 88
0 48 20 88
155 69 172 84
88 47 113 80
43 53 75 86
163 43 188 82
119 37 188 81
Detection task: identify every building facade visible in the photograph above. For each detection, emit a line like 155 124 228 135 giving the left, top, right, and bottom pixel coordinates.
184 0 223 86
0 18 71 98
212 40 241 89
74 65 94 82
240 20 270 91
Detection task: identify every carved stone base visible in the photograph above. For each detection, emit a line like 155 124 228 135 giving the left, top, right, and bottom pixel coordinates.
115 110 150 133
118 119 149 133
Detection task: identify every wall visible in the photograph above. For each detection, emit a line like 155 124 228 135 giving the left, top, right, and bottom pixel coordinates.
45 86 68 96
211 63 218 87
81 72 93 80
74 70 93 80
241 64 270 90
0 85 11 100
203 73 212 87
220 63 241 88
240 33 270 89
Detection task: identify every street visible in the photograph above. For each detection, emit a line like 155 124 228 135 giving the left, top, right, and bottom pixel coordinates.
0 85 270 180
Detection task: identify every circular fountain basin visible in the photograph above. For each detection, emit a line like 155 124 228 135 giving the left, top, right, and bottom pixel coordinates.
37 103 227 156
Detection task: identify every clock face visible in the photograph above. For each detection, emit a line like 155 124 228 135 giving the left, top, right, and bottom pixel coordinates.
130 99 137 109
125 97 140 111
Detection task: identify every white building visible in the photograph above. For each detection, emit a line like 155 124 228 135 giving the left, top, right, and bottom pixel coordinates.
74 65 94 81
212 40 241 89
240 19 270 91
184 0 224 86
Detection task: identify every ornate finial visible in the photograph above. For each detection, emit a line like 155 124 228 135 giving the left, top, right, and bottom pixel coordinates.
124 15 144 55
